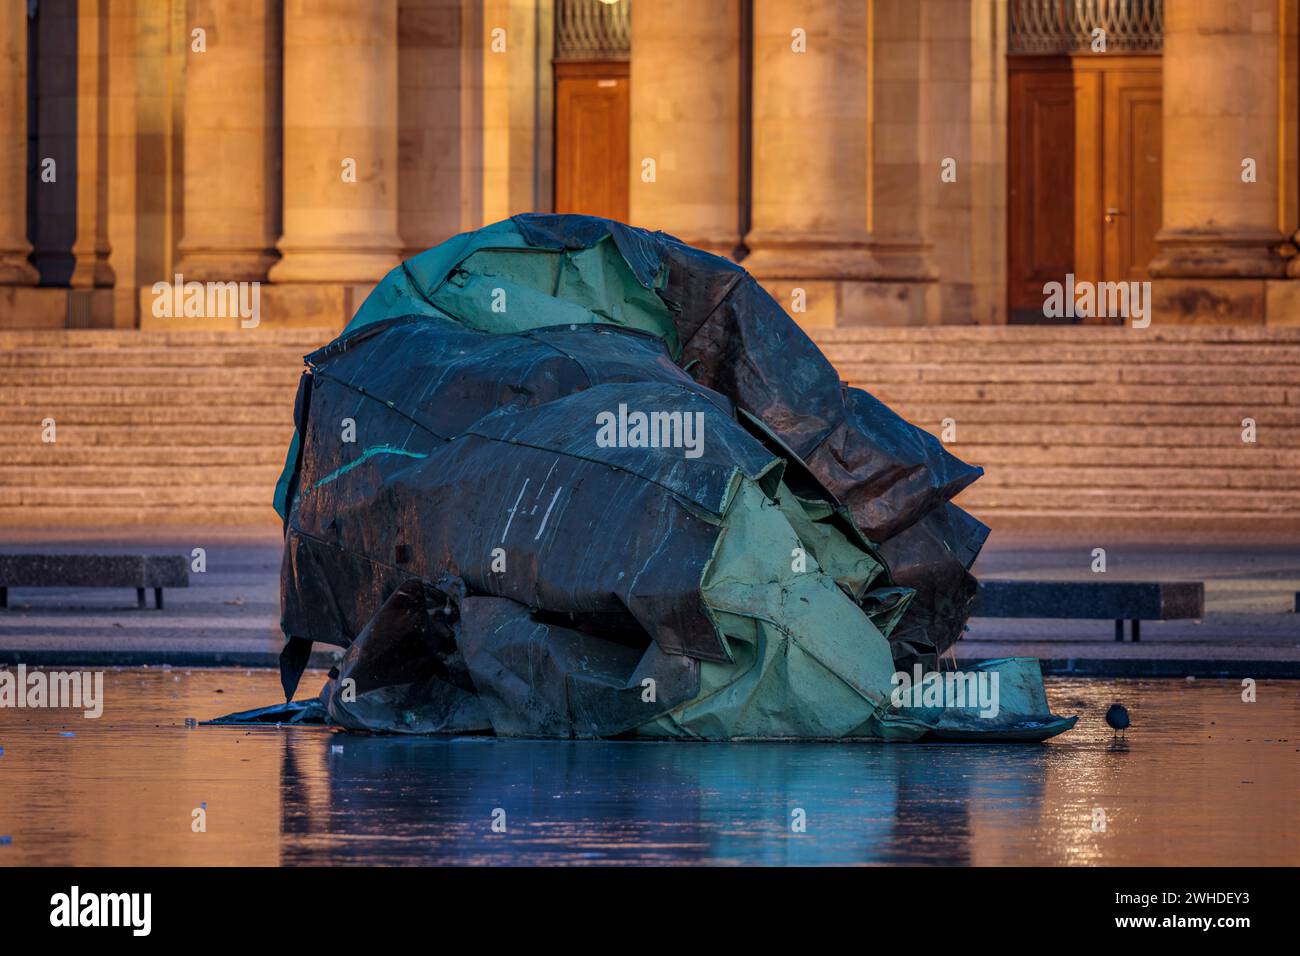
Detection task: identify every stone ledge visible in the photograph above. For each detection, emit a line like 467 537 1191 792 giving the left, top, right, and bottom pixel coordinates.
756 278 940 327
138 282 371 331
0 288 116 329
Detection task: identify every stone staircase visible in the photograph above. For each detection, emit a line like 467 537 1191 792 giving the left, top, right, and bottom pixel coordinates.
812 325 1300 531
2 324 1299 531
0 329 325 528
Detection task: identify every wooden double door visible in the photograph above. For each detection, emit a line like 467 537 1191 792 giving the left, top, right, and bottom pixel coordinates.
1007 55 1162 323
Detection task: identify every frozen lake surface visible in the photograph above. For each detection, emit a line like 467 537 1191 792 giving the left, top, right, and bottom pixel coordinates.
0 668 1296 865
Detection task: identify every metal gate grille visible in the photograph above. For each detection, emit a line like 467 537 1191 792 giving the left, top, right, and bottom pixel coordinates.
1009 0 1162 54
555 0 631 62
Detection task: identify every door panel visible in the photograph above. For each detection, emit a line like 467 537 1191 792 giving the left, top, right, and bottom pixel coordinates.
1104 71 1162 284
554 61 629 221
1072 68 1103 290
1007 63 1075 321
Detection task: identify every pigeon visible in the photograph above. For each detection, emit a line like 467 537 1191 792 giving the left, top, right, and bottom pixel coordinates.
1105 703 1130 737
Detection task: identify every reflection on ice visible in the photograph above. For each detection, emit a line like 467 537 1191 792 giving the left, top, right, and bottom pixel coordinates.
0 669 1296 866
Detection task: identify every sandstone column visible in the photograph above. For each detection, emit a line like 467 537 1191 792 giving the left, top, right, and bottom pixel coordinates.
744 0 878 325
0 0 37 284
629 0 741 257
270 0 403 284
870 0 941 324
29 0 77 286
175 0 280 281
70 0 114 289
477 0 546 226
1150 0 1285 316
398 0 470 257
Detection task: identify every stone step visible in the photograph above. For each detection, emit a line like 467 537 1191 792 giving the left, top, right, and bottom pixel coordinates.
889 403 1300 427
837 362 1300 386
8 462 1290 495
14 338 1297 369
0 405 297 426
0 465 285 487
0 328 330 349
5 429 1270 456
5 502 1289 530
3 367 304 387
810 325 1300 344
1 445 289 466
0 346 312 368
968 465 1300 490
8 392 1286 427
0 423 292 446
0 386 298 407
0 484 277 507
859 382 1295 406
954 485 1300 512
906 422 1299 446
6 358 1289 393
6 325 1292 349
4 468 1286 509
3 325 1295 530
936 443 1300 467
822 343 1300 366
0 505 281 527
954 508 1300 532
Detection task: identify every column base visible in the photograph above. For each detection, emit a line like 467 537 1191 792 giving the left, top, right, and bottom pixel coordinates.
1151 278 1267 324
753 278 940 329
0 256 40 286
68 245 116 289
268 244 402 285
174 249 280 284
743 232 938 327
872 240 940 284
742 228 881 281
671 234 743 261
1149 231 1286 279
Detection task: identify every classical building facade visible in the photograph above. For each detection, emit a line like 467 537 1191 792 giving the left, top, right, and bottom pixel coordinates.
1 0 1298 331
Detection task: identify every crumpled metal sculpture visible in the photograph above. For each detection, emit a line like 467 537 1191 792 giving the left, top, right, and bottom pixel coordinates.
214 214 1074 741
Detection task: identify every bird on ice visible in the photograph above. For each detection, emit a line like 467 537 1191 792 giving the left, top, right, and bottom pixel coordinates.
1105 703 1131 737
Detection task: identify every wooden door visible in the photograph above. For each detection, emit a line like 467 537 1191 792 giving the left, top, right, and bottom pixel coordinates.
1072 59 1162 322
554 61 629 220
1009 56 1161 323
1007 59 1076 322
1103 69 1162 285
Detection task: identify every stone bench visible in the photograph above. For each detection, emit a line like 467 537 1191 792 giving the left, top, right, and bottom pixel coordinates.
0 554 189 610
971 580 1204 641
